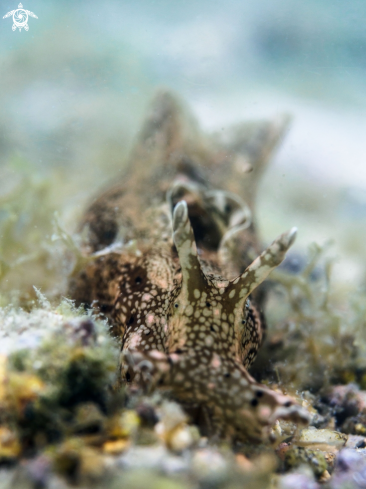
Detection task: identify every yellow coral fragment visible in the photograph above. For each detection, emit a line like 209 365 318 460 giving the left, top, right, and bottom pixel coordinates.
0 426 21 461
7 372 45 415
105 410 140 442
103 439 129 455
0 355 45 416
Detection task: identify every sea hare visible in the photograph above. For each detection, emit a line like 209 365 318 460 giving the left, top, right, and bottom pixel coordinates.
69 91 309 441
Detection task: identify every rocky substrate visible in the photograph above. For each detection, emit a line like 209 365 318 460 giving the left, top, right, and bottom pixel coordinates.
0 297 366 489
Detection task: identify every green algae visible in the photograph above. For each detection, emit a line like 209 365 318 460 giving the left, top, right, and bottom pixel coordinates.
251 240 366 397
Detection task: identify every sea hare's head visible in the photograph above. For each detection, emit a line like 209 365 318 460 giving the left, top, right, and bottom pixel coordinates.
168 200 297 366
122 202 308 439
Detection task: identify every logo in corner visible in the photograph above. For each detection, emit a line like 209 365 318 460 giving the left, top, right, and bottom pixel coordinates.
3 3 38 31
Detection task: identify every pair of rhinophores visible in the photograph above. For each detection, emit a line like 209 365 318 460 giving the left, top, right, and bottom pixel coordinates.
69 91 309 441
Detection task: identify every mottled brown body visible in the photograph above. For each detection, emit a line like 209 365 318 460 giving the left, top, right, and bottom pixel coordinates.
69 91 309 441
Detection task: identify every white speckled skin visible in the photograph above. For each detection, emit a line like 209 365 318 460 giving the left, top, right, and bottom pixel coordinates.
69 91 309 441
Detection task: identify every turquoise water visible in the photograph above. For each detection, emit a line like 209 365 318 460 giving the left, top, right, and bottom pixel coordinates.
1 0 365 174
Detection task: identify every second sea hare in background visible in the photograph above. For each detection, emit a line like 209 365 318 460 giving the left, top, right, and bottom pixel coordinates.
68 90 309 441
